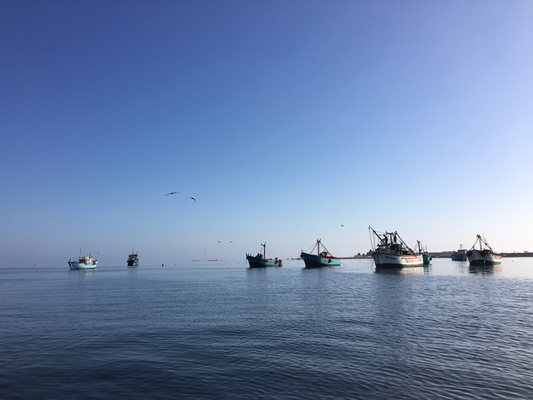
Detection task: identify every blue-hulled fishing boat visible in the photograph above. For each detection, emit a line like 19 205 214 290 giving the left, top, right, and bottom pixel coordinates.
68 253 97 270
127 249 139 266
246 243 282 268
451 245 468 261
300 239 340 268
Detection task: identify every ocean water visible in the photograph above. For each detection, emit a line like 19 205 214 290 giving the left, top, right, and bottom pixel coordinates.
2 258 533 399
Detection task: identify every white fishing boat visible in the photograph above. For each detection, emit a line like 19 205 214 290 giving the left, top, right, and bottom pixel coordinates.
466 235 502 266
369 227 423 267
68 253 97 270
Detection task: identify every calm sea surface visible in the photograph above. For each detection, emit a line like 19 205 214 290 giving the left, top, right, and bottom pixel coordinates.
2 258 533 399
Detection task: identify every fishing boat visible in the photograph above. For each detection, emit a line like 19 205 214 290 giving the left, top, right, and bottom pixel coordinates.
127 249 139 266
369 227 423 267
246 243 282 268
466 235 502 266
417 241 432 265
68 253 97 270
451 245 468 261
300 239 340 268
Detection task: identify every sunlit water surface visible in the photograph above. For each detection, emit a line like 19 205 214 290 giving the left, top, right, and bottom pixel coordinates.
2 258 533 399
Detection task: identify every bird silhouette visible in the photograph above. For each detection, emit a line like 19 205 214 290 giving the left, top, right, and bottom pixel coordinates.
190 197 196 202
165 192 180 196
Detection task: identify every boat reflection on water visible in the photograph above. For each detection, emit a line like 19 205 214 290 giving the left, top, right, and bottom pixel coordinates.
68 269 95 279
374 266 425 275
469 264 502 275
302 264 338 270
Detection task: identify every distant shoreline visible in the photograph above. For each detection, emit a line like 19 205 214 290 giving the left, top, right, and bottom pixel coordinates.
340 252 533 259
429 251 533 258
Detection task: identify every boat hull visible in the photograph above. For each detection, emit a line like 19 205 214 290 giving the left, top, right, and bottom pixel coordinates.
127 260 139 266
300 252 340 268
246 255 282 268
451 253 468 261
372 252 423 268
422 253 432 264
467 250 502 266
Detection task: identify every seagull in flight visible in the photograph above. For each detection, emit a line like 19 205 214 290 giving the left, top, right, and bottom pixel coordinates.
165 192 180 196
190 197 196 202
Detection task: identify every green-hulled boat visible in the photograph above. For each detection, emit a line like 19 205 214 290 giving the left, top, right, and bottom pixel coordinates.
417 241 432 265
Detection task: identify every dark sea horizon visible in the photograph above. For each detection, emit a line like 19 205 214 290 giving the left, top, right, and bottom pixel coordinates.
2 258 533 399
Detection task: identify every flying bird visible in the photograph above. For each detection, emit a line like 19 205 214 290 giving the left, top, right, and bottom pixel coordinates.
165 192 180 196
190 197 196 202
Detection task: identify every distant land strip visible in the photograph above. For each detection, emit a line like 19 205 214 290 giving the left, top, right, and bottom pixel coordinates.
339 252 533 259
429 251 533 258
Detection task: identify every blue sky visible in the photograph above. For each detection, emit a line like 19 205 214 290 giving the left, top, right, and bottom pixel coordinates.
1 0 532 266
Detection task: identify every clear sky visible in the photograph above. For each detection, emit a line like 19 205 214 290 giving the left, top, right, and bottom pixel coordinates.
1 0 532 266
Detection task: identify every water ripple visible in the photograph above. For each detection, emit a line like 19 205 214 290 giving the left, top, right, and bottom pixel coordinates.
1 262 533 399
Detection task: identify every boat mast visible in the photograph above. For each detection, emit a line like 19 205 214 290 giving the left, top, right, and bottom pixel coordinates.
317 239 321 255
368 226 387 250
262 243 266 259
478 235 493 252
